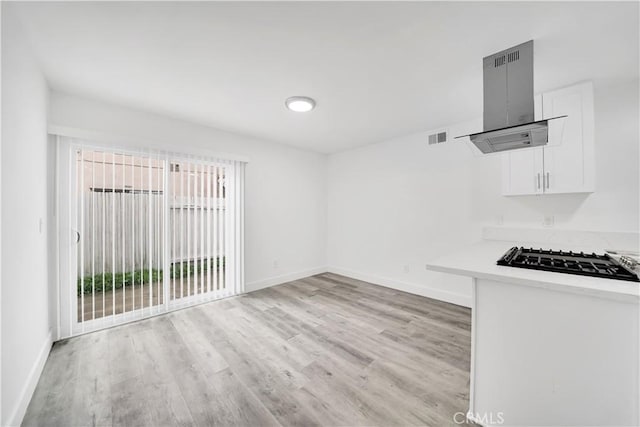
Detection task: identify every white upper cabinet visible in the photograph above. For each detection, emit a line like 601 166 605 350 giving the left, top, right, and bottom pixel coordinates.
501 94 544 196
501 82 595 196
501 148 544 195
541 82 595 194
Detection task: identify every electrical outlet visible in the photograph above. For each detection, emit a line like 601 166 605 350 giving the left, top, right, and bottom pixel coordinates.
403 264 410 273
496 215 504 226
273 260 279 269
543 215 555 227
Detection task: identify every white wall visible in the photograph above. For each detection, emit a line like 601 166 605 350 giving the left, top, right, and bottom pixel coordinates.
469 79 639 233
49 92 328 293
327 78 639 307
327 120 480 307
1 6 52 426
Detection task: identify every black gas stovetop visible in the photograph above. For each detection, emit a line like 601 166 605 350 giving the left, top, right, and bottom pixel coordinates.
497 247 640 282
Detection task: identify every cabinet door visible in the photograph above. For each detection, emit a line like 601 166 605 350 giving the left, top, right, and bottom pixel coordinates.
501 94 544 196
542 82 595 194
501 148 544 195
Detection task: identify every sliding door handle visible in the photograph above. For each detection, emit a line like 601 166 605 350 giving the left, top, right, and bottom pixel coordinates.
537 173 541 190
74 230 80 243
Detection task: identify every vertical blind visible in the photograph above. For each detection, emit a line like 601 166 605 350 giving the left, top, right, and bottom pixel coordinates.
58 137 245 338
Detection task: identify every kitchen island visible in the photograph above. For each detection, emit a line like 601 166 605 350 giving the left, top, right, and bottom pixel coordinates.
427 240 640 426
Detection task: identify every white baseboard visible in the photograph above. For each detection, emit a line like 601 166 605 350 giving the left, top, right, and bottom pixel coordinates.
327 266 472 308
246 266 328 292
6 329 53 427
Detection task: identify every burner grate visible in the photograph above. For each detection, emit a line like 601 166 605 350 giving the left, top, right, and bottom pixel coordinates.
497 247 640 282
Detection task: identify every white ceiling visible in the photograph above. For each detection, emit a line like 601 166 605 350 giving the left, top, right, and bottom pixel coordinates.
13 1 639 153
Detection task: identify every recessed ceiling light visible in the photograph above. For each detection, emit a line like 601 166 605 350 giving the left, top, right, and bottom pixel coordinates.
285 96 316 113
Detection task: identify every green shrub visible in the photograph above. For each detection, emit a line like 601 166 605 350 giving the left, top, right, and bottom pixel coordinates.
169 257 225 279
77 257 225 296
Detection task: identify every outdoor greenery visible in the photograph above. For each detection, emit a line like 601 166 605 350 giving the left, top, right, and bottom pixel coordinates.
77 257 225 296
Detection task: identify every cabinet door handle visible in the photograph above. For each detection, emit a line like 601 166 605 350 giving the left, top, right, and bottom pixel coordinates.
546 172 550 189
537 173 541 190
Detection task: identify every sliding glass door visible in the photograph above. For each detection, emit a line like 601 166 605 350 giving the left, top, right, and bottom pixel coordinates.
74 150 166 326
167 159 236 308
57 137 244 338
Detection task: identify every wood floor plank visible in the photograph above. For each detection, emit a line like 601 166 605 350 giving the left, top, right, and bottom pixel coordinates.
70 330 113 427
167 311 230 377
22 339 83 427
23 273 471 427
147 316 237 426
129 322 195 427
108 325 154 427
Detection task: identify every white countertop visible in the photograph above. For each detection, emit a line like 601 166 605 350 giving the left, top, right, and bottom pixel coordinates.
426 240 640 303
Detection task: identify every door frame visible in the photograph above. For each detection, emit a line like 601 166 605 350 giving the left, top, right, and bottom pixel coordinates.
55 136 240 339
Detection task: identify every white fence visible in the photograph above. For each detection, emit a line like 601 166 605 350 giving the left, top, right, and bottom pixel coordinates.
79 192 226 276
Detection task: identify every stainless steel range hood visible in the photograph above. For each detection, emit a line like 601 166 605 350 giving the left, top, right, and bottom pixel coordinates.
458 40 565 154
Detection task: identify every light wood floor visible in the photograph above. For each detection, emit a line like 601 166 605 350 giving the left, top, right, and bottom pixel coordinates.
23 273 472 427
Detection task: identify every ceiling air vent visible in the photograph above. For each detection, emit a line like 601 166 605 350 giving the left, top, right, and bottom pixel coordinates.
428 130 448 145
